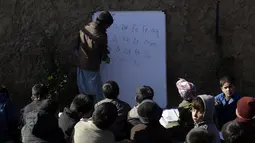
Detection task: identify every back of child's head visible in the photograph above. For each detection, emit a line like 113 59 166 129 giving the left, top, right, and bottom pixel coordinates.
70 94 94 115
137 100 162 125
136 85 154 104
222 121 246 143
31 84 48 100
192 97 205 113
92 102 117 130
39 99 58 114
219 76 235 87
186 128 213 143
102 80 119 99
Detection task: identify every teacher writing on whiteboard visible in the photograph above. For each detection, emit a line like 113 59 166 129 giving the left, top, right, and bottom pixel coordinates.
77 11 113 102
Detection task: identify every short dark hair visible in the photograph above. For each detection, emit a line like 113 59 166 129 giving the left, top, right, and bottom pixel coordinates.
70 94 94 114
186 128 213 143
96 11 114 25
137 100 162 125
192 97 205 113
39 99 58 114
32 84 48 99
102 80 119 99
222 121 247 143
220 76 235 87
92 102 117 130
136 85 154 103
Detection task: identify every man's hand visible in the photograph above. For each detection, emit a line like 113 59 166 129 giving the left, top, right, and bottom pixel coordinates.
102 55 110 64
105 56 110 64
215 100 221 106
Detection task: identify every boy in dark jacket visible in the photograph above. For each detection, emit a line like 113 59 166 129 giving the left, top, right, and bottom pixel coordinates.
95 80 131 141
21 84 48 125
127 85 154 126
192 95 220 143
130 100 170 143
21 99 65 143
58 93 94 142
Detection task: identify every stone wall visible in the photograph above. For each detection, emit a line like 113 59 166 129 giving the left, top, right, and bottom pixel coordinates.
0 0 254 108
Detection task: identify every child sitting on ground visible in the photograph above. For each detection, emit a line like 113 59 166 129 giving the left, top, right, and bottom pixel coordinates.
192 95 220 143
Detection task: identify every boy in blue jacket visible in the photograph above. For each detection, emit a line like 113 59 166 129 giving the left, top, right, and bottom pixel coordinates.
214 76 241 129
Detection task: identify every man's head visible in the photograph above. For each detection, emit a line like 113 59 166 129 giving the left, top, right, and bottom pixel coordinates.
92 102 117 130
96 11 114 29
70 94 94 118
102 80 119 99
136 85 154 104
31 84 48 101
236 96 255 120
137 100 162 125
186 128 213 143
192 97 205 124
220 76 235 99
222 121 246 143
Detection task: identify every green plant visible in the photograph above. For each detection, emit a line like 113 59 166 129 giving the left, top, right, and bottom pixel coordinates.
41 30 68 100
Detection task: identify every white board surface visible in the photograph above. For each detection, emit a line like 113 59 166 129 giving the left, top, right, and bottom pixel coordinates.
93 11 167 108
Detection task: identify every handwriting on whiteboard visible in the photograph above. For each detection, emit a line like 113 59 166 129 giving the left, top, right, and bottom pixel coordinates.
111 24 160 38
107 24 160 66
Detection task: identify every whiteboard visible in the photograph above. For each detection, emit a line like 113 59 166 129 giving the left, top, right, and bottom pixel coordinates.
93 11 167 108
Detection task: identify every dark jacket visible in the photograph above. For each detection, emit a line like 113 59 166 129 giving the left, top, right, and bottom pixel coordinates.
178 100 194 127
78 21 108 71
234 118 255 136
58 107 80 142
21 99 65 143
214 93 241 129
96 98 131 141
0 94 19 142
130 123 171 143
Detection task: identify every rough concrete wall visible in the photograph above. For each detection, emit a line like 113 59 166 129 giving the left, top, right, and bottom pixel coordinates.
0 0 254 108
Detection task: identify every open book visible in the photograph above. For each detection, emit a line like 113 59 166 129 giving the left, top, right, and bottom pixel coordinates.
159 109 180 128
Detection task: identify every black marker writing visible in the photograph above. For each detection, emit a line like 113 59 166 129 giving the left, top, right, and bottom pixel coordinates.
135 49 140 55
143 25 148 33
133 38 139 44
112 24 118 29
151 28 159 38
116 46 120 52
144 40 157 47
122 24 128 31
123 36 129 42
124 48 131 55
112 35 118 43
132 24 139 32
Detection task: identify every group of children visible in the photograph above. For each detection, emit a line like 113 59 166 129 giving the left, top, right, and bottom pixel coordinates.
0 76 255 143
174 76 255 143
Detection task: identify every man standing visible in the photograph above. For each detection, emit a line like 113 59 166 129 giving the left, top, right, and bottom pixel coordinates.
77 11 113 102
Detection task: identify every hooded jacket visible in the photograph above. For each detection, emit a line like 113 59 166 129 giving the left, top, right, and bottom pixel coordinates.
194 95 220 143
21 99 65 143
